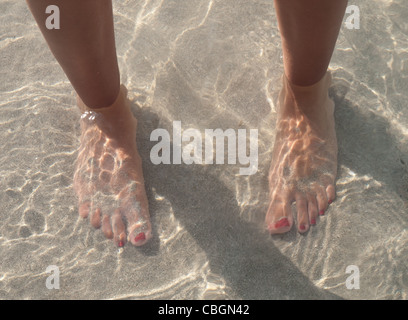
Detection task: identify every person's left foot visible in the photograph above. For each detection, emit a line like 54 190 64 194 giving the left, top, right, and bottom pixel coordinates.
266 72 338 234
74 85 152 247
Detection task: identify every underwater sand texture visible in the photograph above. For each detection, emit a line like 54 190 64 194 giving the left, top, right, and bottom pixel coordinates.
0 0 407 299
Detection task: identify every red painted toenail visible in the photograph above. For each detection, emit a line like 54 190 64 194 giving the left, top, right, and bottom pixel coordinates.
319 210 325 216
274 218 290 229
118 241 124 247
311 219 316 225
134 232 146 242
299 224 306 231
328 199 333 204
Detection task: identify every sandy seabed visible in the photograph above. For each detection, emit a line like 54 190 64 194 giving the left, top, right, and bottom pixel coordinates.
0 0 407 300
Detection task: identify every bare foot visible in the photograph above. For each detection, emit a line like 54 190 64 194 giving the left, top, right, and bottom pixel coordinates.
266 72 337 234
74 85 152 247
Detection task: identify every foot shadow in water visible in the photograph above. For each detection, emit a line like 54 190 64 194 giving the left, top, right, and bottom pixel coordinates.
129 101 341 300
330 79 408 206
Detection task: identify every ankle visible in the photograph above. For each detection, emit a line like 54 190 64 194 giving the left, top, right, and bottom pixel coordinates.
77 85 128 113
282 71 331 110
76 83 122 111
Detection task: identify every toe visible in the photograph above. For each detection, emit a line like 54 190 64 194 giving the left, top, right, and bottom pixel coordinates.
78 201 91 218
101 214 113 239
265 198 293 234
320 173 336 205
314 184 328 216
112 209 127 247
126 200 152 246
296 194 309 233
307 194 318 226
90 208 102 229
326 184 336 204
128 223 152 246
123 192 152 246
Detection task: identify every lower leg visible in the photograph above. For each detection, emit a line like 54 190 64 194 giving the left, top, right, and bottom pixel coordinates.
274 0 348 86
26 0 120 108
27 0 152 246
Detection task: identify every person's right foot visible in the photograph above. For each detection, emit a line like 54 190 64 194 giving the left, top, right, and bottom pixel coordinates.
265 72 338 234
74 86 152 247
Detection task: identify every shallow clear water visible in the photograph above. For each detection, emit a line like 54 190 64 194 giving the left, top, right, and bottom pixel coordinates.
0 0 407 299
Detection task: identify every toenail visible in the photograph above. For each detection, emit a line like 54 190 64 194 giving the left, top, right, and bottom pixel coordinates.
118 241 124 247
328 199 333 204
134 232 146 243
274 218 290 229
319 210 325 216
311 219 316 225
299 224 306 231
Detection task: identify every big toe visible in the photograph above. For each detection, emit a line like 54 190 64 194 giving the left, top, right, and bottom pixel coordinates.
265 199 293 234
128 221 152 246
